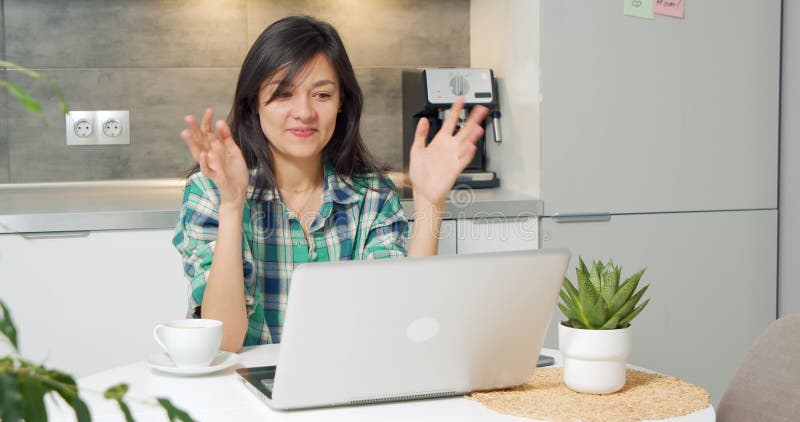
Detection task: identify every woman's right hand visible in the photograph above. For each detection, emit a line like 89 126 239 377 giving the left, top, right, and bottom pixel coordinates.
181 108 250 207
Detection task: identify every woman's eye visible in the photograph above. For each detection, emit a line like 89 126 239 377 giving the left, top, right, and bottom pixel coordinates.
276 91 292 98
314 92 332 100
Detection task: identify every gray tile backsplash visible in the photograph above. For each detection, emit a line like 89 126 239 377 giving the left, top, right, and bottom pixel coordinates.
0 70 8 184
1 0 469 181
7 68 238 182
5 0 248 68
1 0 7 183
247 0 470 67
357 68 404 171
0 0 5 60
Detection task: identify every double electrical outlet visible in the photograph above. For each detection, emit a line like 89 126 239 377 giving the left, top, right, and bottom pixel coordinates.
65 110 130 145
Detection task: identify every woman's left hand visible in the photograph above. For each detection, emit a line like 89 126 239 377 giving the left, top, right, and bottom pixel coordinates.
408 97 490 206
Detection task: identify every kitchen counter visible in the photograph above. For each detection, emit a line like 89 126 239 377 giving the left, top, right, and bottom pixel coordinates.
0 179 543 234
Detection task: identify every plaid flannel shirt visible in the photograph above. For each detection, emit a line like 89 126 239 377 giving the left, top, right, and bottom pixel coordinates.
173 163 408 345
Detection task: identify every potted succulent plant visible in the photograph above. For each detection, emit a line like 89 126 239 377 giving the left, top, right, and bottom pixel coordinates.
557 257 650 394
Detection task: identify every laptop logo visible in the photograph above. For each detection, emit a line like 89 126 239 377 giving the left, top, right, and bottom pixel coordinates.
406 317 440 343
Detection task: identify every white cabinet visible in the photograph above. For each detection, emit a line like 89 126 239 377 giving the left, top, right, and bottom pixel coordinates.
457 217 538 254
0 229 186 376
539 210 777 404
408 217 538 255
0 216 537 377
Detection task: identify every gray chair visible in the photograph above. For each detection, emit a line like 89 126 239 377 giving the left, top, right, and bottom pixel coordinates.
716 314 800 421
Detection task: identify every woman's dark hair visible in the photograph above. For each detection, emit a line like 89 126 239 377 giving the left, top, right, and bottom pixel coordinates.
224 15 387 195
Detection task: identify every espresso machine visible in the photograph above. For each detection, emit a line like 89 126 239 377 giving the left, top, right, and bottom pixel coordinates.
402 68 502 189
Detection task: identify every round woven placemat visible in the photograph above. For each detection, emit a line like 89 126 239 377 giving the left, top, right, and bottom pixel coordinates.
467 368 709 422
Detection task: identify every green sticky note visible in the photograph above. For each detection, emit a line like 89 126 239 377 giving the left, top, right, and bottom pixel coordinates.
624 0 654 19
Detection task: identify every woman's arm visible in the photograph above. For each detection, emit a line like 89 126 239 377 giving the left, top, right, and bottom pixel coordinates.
407 98 489 256
200 203 248 352
407 191 444 257
180 109 251 352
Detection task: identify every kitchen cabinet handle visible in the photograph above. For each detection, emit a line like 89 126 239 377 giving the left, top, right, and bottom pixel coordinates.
21 231 91 239
551 213 611 223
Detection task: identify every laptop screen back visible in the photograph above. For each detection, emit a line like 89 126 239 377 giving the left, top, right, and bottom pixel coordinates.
255 248 570 410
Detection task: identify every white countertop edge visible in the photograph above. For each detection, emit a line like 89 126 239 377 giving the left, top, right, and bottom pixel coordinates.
0 178 188 190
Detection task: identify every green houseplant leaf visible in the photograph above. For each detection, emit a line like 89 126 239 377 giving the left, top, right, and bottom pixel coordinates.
0 60 70 119
47 369 91 422
157 398 195 422
559 257 651 330
2 297 194 422
105 383 135 422
0 300 18 350
0 372 23 422
0 63 198 421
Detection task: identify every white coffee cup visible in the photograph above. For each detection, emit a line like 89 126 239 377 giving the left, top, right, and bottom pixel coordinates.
153 319 223 368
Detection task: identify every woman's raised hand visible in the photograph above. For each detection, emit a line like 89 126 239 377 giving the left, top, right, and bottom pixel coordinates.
181 108 250 206
408 97 490 206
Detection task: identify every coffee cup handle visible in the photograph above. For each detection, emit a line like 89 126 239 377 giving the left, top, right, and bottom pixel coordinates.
153 324 169 353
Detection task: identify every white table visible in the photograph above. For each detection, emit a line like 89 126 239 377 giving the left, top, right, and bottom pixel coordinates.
48 346 715 421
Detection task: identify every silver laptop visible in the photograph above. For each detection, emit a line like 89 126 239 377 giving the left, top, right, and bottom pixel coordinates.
236 248 570 410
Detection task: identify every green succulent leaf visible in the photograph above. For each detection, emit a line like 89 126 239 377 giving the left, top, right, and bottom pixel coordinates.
578 271 599 317
0 373 23 422
589 261 602 292
566 319 588 329
558 290 576 314
561 278 590 328
562 277 580 303
600 315 621 330
0 300 19 351
557 303 576 321
608 268 646 315
599 262 620 305
611 284 650 324
558 257 651 329
157 397 195 422
585 296 609 329
620 298 651 328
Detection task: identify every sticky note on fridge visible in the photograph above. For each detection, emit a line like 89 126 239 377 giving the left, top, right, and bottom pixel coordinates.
624 0 654 19
654 0 685 18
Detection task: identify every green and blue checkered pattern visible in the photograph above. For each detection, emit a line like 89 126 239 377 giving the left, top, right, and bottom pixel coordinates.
173 163 408 345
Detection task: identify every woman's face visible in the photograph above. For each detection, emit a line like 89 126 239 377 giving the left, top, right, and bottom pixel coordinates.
258 53 342 164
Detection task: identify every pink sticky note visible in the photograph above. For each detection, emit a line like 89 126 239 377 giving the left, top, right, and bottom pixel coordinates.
654 0 685 18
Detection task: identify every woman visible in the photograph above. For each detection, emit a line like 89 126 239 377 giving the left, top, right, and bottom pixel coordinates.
174 16 488 352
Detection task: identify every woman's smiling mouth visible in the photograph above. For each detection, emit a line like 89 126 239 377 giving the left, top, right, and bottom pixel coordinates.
288 128 317 137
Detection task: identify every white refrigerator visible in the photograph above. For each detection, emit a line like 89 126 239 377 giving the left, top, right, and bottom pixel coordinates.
537 0 779 405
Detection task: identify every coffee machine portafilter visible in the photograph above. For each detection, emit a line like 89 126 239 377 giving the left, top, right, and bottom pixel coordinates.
401 68 501 189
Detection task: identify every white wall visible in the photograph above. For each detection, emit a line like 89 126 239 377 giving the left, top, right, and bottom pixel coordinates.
780 1 800 316
470 0 541 197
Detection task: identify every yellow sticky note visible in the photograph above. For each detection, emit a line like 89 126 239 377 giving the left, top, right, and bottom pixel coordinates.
624 0 654 19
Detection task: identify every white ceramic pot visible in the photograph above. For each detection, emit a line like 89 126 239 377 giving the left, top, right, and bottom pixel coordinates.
558 323 632 394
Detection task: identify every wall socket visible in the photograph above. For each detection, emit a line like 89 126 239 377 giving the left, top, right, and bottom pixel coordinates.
66 110 130 146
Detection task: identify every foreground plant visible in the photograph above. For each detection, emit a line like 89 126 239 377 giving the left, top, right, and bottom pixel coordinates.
558 257 650 330
1 60 69 119
0 300 194 421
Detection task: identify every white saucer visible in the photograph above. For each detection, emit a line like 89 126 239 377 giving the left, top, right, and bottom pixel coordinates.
147 351 239 376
